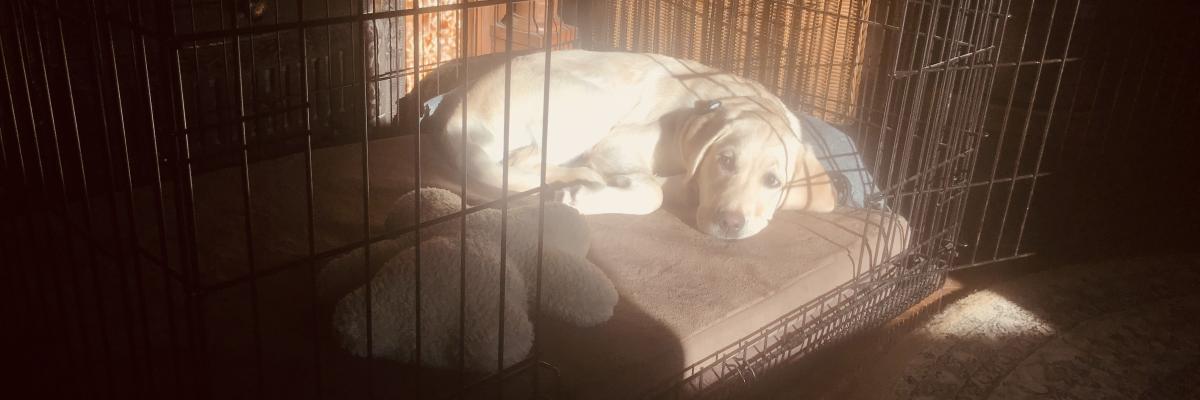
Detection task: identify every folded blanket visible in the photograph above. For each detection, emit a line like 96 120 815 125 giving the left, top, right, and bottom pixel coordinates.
800 114 884 209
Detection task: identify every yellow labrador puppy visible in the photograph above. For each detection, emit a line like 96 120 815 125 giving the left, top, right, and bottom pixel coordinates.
432 50 836 239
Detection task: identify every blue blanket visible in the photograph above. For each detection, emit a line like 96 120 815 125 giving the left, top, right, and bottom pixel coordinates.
798 115 882 209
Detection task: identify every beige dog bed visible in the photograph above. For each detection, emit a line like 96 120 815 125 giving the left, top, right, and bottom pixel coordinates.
98 133 907 398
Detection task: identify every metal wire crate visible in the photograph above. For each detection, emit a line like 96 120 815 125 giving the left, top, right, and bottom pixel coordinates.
0 0 1103 398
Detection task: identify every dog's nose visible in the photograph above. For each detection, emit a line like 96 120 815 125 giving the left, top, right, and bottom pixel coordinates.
718 212 745 234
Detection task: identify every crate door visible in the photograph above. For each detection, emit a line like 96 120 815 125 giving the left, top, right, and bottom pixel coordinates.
853 0 1088 274
948 0 1089 269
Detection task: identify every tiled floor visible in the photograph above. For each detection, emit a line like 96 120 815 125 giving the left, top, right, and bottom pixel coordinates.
729 257 1057 399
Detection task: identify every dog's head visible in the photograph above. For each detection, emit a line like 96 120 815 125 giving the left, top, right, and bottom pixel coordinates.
679 97 837 239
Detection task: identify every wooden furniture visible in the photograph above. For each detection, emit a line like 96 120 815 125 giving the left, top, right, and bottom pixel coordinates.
400 0 577 95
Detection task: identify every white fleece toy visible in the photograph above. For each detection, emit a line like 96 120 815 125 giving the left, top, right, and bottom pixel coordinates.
320 188 618 373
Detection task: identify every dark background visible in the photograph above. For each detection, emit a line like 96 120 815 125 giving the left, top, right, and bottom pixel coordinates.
1035 0 1200 263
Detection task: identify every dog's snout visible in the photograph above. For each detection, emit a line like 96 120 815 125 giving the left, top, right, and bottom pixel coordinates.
718 212 746 234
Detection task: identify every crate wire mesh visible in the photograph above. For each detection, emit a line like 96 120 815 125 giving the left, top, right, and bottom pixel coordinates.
601 1 1089 395
0 0 1092 398
601 0 873 125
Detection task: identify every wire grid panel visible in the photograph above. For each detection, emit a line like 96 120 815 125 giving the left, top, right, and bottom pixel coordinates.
649 259 946 398
596 0 1086 395
169 0 569 398
600 0 874 124
0 0 566 398
0 0 197 398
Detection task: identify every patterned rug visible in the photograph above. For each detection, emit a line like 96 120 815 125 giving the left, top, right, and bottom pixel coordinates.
881 254 1200 399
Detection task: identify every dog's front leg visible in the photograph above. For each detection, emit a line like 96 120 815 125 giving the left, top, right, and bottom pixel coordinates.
555 173 665 215
659 175 695 208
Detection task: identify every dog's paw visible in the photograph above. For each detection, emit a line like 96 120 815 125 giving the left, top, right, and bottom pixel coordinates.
551 186 568 204
552 181 603 207
606 174 632 188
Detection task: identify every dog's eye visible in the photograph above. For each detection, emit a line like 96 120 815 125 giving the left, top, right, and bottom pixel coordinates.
764 174 782 188
717 153 736 171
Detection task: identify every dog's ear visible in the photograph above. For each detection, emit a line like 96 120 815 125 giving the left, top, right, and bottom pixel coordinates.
780 143 837 212
679 107 729 180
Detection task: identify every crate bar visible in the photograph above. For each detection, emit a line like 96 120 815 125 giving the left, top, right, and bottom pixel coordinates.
916 0 993 261
657 253 918 396
398 2 407 124
223 0 267 395
890 0 972 273
1067 30 1115 174
23 2 93 396
900 43 995 75
910 0 989 263
92 0 164 394
452 357 541 396
160 0 193 311
118 0 179 395
898 0 987 268
35 211 190 284
897 171 1051 197
941 0 1000 256
856 0 912 277
177 0 215 396
893 56 1081 77
967 0 1039 264
270 5 287 143
157 1 202 396
764 0 977 34
1012 0 1079 254
323 0 333 130
839 222 971 288
532 0 557 395
1044 25 1094 169
180 102 311 143
1094 35 1153 189
498 0 516 375
1089 32 1155 257
82 0 152 394
47 0 122 394
930 0 995 261
881 0 944 273
1088 35 1140 180
848 0 895 276
3 2 41 365
22 0 163 38
0 10 21 336
849 252 1036 289
294 0 323 396
459 0 472 384
357 0 375 395
0 3 56 394
409 0 425 383
987 0 1061 258
883 0 945 273
1154 30 1197 142
863 0 924 239
943 0 1012 267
